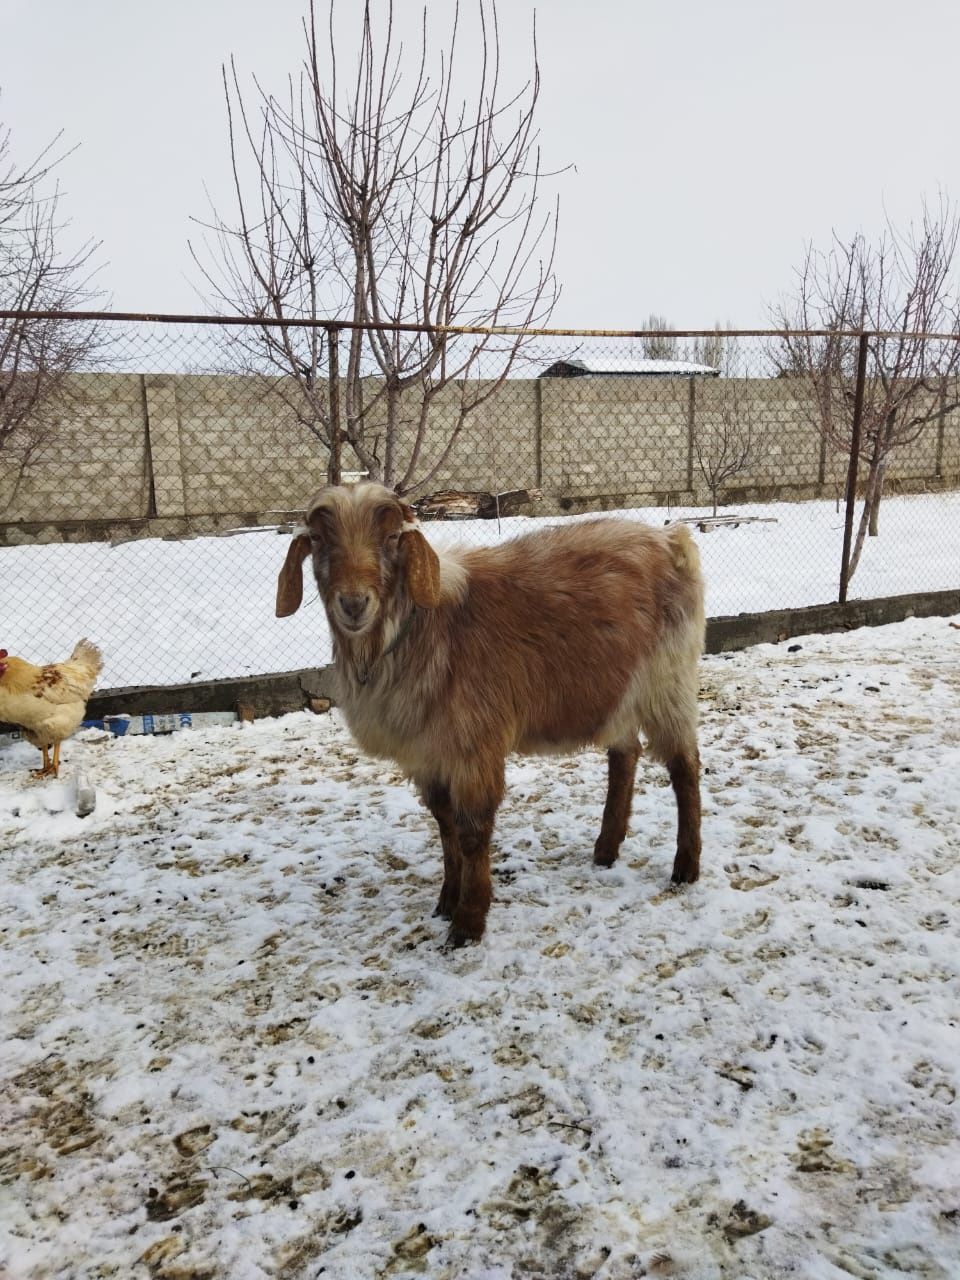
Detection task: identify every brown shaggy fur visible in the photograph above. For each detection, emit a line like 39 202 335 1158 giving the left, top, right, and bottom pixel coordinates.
277 482 705 945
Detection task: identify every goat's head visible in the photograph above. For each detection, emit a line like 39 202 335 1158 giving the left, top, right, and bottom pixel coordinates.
275 482 441 636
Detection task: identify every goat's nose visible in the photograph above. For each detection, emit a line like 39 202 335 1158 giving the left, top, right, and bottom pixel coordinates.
337 592 370 621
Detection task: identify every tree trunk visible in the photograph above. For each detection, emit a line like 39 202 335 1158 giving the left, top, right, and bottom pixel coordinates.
326 330 342 486
868 461 885 536
383 382 399 488
846 455 884 582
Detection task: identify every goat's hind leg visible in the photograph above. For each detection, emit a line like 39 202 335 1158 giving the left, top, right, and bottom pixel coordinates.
593 741 641 867
667 749 701 884
640 698 702 885
422 781 462 919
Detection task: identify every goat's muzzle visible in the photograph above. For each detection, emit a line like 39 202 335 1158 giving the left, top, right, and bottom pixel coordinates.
334 589 378 633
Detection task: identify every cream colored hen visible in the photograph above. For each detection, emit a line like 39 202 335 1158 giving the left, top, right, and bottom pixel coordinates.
0 639 103 777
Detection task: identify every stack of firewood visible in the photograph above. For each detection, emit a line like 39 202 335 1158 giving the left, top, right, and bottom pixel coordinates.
413 488 542 520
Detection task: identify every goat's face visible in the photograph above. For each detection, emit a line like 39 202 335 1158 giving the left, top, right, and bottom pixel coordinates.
275 482 441 633
311 485 408 636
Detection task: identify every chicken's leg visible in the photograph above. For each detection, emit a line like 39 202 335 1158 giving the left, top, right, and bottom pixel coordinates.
32 744 54 779
51 741 61 778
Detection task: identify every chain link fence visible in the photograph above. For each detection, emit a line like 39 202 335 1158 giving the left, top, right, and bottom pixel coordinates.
1 313 958 691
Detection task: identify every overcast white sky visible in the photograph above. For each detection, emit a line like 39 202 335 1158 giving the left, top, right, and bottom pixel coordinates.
4 0 960 328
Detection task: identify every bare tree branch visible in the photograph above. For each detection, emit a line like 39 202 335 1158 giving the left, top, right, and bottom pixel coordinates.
0 102 103 514
685 323 736 375
692 381 767 517
641 314 678 362
191 0 559 491
771 196 960 580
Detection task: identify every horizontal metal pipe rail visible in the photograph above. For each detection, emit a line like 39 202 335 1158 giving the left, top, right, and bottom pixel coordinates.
3 310 960 343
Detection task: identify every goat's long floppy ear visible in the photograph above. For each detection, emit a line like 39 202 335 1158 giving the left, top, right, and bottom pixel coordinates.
276 532 312 617
399 528 441 608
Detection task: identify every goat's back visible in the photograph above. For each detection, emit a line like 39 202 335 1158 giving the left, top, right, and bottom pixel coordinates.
457 517 702 644
418 518 704 758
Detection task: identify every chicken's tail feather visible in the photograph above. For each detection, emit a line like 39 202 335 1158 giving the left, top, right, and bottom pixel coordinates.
70 638 103 676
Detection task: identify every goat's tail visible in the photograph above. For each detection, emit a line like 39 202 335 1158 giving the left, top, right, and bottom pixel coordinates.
664 523 706 653
665 522 702 580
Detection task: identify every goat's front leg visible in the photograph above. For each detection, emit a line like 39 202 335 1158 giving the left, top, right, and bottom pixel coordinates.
422 781 462 919
448 805 497 946
594 743 640 867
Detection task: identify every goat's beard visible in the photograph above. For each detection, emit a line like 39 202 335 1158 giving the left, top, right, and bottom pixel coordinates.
332 623 376 685
331 615 386 686
331 600 407 686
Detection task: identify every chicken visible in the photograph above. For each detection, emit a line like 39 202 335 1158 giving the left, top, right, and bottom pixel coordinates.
0 639 103 778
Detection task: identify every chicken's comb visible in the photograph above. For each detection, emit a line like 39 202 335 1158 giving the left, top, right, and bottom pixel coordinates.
0 649 7 658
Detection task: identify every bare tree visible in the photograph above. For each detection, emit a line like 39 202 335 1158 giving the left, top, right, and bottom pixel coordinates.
193 0 558 492
686 323 738 375
0 108 101 512
641 313 678 361
692 386 767 516
772 197 960 580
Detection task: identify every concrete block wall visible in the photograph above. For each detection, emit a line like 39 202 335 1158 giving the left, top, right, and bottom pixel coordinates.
0 374 150 524
371 377 540 495
540 374 691 499
1 370 957 545
692 377 824 493
874 386 944 481
172 375 331 514
941 402 960 476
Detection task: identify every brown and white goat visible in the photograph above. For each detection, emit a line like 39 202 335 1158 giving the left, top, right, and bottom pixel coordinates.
277 481 705 945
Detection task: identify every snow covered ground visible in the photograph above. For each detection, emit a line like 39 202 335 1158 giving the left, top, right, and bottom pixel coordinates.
2 616 959 1279
1 490 958 689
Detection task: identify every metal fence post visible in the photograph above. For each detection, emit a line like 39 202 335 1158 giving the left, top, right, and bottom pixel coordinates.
327 325 342 486
533 375 544 489
838 331 870 603
686 377 696 493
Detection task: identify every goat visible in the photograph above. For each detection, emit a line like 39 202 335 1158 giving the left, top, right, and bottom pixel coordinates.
277 481 705 945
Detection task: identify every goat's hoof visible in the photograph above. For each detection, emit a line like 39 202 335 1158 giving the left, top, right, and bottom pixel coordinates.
434 884 459 919
670 858 700 885
446 908 487 948
445 925 482 949
593 840 620 868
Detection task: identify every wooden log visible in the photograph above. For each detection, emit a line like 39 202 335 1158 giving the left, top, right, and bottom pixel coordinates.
413 487 542 520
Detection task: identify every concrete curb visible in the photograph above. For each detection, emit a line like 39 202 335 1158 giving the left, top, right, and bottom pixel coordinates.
2 588 957 732
705 587 960 653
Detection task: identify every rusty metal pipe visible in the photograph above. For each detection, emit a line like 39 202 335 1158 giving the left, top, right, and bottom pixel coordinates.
3 310 960 343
